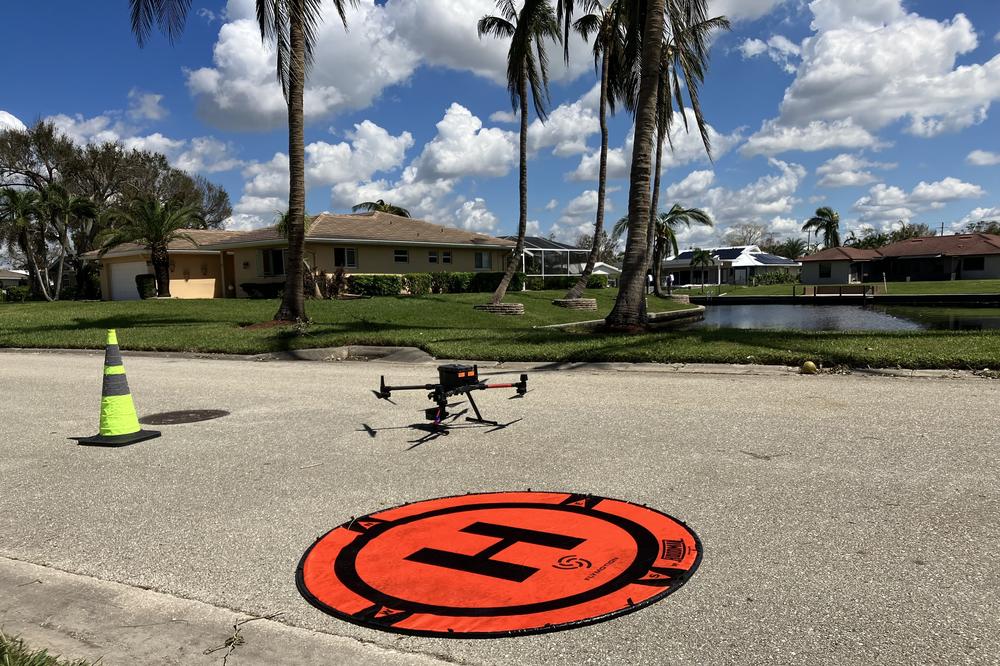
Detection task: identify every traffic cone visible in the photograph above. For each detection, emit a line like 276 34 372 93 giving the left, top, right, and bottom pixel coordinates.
76 329 161 447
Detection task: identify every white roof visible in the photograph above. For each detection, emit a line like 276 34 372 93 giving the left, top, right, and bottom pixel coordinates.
592 262 621 275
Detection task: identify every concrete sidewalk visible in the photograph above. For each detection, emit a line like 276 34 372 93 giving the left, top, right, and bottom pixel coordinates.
1 351 998 665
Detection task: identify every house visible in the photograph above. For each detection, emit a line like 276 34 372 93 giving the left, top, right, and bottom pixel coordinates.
89 229 241 301
89 211 515 300
798 247 882 284
0 268 28 288
799 233 1000 284
593 261 622 287
662 246 801 286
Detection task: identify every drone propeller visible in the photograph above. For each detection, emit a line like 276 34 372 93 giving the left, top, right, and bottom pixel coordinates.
371 389 397 405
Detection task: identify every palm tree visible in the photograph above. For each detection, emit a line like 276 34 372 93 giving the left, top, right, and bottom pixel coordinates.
351 200 411 217
42 183 97 301
604 0 668 328
651 204 712 296
802 207 841 248
0 188 46 300
128 0 359 321
646 7 729 266
614 203 712 297
276 210 323 298
479 0 561 306
563 0 628 300
99 197 201 297
689 247 713 293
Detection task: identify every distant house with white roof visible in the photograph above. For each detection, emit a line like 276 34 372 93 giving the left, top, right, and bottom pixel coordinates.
662 245 800 286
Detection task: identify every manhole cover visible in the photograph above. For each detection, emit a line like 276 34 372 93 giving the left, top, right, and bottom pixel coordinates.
296 491 701 637
139 410 230 425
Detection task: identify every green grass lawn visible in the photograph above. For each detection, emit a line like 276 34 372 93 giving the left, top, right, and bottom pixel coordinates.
674 278 1000 298
0 631 92 666
2 289 999 369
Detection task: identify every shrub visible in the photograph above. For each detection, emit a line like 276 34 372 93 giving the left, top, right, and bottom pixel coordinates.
135 274 157 299
406 273 433 296
240 282 284 299
442 272 473 293
750 270 800 286
347 274 404 297
3 286 30 303
523 275 607 290
470 271 524 293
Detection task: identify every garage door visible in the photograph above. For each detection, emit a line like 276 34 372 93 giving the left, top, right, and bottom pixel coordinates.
109 261 148 300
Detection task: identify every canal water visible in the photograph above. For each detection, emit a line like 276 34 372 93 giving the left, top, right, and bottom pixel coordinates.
692 304 1000 331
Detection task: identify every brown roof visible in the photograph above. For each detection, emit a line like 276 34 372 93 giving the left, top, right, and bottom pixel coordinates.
877 233 1000 258
798 246 882 262
83 229 243 259
0 269 27 280
202 212 515 249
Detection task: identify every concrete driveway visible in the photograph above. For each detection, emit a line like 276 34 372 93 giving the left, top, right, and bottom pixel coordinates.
0 350 997 665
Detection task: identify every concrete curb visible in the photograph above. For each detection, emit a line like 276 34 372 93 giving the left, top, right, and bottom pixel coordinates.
536 306 705 330
0 556 449 666
0 346 994 380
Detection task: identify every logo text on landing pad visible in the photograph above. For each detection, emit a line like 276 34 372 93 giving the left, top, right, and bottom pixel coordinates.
296 491 701 637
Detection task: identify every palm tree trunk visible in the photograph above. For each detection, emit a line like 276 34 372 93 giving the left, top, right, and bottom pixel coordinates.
605 0 666 329
648 114 665 267
152 245 171 297
565 47 611 301
274 9 308 322
652 238 667 298
491 77 530 305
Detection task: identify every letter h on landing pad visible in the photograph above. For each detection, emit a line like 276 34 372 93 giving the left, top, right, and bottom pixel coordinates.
405 522 585 582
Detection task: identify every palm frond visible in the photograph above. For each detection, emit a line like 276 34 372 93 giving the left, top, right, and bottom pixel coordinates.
129 0 193 46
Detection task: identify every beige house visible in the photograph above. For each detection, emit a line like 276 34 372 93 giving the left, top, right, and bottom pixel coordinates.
89 229 240 301
91 212 515 300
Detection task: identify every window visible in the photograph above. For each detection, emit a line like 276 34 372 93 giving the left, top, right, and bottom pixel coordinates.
260 249 285 276
334 247 357 268
394 249 409 264
963 257 985 272
442 251 452 264
428 251 438 264
818 262 831 279
474 251 492 270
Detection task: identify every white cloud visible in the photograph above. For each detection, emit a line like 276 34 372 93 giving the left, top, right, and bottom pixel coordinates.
490 110 518 124
747 2 1000 154
46 113 123 144
967 150 1000 166
666 170 716 200
545 198 559 211
710 0 791 22
188 0 419 130
549 189 610 242
528 85 600 156
737 35 801 73
701 159 806 226
742 119 882 156
569 109 742 181
127 89 168 121
0 111 26 132
853 177 984 223
816 153 896 188
174 137 244 173
454 198 499 232
411 103 515 180
954 206 1000 230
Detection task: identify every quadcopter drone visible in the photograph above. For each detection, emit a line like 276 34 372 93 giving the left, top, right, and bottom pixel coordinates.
368 363 529 444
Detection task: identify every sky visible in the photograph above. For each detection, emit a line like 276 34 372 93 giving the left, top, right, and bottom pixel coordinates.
3 0 1000 250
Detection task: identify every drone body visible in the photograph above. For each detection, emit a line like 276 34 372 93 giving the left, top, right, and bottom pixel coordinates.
373 364 529 429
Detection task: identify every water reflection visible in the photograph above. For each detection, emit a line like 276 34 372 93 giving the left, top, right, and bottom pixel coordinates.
691 304 1000 331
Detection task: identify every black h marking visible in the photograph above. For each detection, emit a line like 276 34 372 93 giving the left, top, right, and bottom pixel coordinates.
405 522 585 582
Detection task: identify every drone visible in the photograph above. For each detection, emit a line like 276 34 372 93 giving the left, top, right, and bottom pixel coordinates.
367 364 529 445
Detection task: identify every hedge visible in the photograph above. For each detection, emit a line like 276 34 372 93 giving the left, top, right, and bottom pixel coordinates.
347 272 525 296
525 274 608 290
347 274 404 297
240 282 284 299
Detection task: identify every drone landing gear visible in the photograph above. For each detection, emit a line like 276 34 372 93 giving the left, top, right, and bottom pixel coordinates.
464 392 498 427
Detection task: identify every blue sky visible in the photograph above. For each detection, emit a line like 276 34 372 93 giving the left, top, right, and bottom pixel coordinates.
3 0 1000 248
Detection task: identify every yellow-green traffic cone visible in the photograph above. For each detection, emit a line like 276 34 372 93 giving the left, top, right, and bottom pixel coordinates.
77 329 160 447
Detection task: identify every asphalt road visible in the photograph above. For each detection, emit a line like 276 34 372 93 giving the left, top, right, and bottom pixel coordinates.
1 350 998 665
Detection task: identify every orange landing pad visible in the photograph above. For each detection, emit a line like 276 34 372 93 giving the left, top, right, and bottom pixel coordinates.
296 491 701 637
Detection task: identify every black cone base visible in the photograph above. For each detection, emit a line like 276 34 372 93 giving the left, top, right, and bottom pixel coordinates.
74 429 161 448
